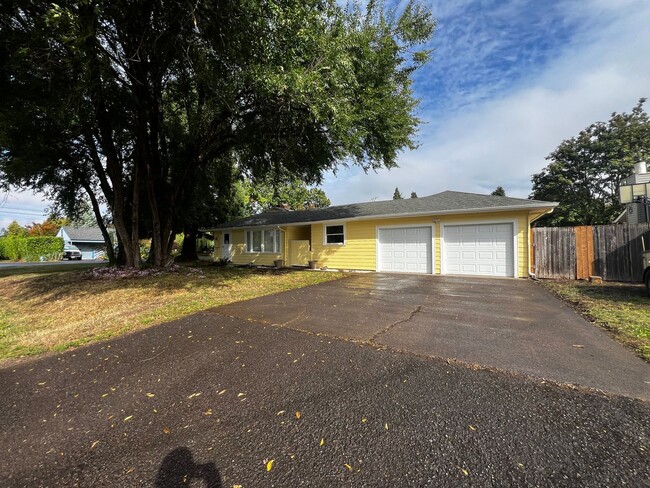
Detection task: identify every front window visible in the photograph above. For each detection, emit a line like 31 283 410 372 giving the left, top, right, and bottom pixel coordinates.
246 229 281 253
324 224 345 245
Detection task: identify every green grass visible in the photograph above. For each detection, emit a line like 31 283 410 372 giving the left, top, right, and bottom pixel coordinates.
0 264 345 361
541 280 650 361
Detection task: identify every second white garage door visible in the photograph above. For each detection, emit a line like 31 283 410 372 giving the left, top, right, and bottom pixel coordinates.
378 227 432 274
443 223 515 277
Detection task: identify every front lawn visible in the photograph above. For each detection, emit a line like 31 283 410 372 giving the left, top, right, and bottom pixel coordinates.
541 280 650 361
0 264 344 361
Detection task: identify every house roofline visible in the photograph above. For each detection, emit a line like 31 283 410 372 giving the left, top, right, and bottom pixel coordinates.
201 203 558 232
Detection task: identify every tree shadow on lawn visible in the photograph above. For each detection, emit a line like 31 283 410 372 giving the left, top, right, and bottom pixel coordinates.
572 281 649 302
3 265 300 306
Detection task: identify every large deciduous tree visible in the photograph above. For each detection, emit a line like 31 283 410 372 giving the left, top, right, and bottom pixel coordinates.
531 99 650 226
0 1 435 267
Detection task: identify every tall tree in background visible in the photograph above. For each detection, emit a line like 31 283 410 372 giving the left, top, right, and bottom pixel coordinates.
491 186 506 196
531 99 650 226
244 175 330 214
410 191 418 198
0 1 435 268
393 187 403 199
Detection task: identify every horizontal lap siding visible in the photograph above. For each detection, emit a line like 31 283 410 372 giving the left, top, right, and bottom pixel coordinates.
312 211 530 276
229 229 282 266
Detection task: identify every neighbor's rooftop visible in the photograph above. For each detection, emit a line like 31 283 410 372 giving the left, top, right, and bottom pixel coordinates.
207 191 558 230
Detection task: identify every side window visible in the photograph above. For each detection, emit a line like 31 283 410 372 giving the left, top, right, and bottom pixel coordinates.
223 233 230 244
325 224 345 245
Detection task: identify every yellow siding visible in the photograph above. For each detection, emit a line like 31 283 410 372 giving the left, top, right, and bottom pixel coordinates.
310 211 534 277
212 208 550 276
225 229 282 266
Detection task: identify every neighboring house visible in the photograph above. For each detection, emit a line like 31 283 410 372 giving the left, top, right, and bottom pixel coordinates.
206 191 558 278
56 226 107 260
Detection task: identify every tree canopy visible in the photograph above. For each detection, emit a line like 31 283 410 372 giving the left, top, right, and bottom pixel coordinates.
491 186 506 196
531 99 650 226
393 187 403 199
0 0 436 267
244 177 330 214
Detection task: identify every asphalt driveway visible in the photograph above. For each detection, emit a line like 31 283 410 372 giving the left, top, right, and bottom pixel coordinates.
0 275 650 488
2 310 649 487
217 273 650 400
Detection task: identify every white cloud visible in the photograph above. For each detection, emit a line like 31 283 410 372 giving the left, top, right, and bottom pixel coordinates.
322 0 650 203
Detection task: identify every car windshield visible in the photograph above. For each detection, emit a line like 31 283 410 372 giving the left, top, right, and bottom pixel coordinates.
64 245 80 251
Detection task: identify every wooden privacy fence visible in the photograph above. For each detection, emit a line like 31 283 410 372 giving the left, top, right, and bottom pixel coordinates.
532 223 650 282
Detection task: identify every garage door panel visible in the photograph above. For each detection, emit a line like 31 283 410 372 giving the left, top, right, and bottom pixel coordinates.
444 223 514 277
378 227 432 274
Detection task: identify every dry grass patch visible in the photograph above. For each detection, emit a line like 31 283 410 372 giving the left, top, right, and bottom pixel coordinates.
541 280 650 361
0 265 345 360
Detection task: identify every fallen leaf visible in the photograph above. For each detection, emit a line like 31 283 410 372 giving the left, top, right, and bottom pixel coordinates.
38 382 46 386
146 393 155 398
233 485 242 488
469 425 476 431
361 418 367 423
218 389 227 395
237 393 246 397
384 423 389 430
266 459 274 472
295 411 301 419
123 415 133 422
518 463 525 468
90 441 99 449
344 463 352 471
458 467 469 476
276 410 286 416
126 467 135 474
187 392 202 399
162 426 171 434
572 344 584 348
320 438 325 446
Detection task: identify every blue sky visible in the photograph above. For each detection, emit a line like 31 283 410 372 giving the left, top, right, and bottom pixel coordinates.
2 0 650 228
321 0 650 204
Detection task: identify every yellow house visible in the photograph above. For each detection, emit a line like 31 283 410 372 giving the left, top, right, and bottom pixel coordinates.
205 191 557 278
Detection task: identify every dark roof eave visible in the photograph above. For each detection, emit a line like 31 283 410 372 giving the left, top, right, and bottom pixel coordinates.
201 202 559 231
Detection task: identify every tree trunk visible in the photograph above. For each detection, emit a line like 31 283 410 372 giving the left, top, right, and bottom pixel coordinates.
81 180 116 265
179 228 199 262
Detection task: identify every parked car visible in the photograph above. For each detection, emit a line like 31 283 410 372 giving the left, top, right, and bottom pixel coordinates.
63 244 82 260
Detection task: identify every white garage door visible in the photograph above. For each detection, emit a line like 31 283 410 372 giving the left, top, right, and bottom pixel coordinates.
443 223 514 277
378 227 432 274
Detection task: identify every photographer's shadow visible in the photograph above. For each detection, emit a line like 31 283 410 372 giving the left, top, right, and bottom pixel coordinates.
156 447 222 488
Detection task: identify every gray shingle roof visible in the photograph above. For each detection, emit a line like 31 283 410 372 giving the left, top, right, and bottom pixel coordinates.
211 191 557 229
61 226 105 242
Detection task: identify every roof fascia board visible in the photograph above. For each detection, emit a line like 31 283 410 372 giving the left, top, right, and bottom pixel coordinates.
202 203 558 231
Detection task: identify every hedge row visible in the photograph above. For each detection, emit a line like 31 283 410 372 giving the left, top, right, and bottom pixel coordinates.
0 236 64 261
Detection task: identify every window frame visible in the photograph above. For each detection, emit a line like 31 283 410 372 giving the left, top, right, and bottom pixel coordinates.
245 228 281 254
323 223 346 246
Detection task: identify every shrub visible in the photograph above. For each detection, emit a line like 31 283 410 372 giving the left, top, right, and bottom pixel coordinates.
0 236 21 260
0 236 63 261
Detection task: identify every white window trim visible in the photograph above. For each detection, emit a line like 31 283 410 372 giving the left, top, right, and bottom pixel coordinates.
440 219 518 278
323 222 346 246
245 228 281 254
375 225 436 275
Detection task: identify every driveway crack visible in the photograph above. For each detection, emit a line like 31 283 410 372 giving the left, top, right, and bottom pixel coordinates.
370 306 422 343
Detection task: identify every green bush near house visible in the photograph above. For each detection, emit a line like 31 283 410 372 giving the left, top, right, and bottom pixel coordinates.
0 236 64 261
